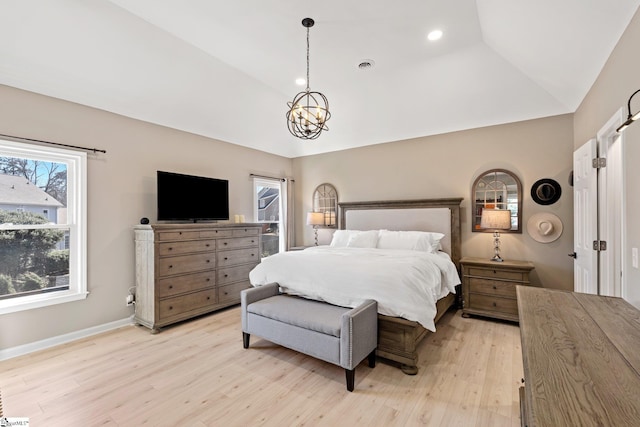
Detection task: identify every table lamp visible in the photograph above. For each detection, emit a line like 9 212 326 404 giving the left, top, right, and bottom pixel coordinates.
480 209 512 262
306 212 325 246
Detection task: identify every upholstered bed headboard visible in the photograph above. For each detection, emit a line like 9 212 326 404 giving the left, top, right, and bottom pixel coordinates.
339 198 463 267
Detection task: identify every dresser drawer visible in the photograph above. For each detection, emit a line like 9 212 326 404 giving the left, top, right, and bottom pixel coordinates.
467 267 525 282
217 248 260 267
218 236 259 250
468 293 518 316
159 288 217 319
468 277 517 298
158 240 215 256
157 230 200 241
199 229 233 239
233 228 259 237
158 271 216 298
158 253 215 276
218 263 258 285
218 281 251 304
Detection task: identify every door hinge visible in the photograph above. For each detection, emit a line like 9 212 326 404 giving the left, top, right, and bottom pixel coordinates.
593 240 607 251
592 157 606 168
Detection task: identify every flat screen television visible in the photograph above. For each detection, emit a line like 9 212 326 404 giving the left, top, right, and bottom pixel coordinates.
157 170 229 222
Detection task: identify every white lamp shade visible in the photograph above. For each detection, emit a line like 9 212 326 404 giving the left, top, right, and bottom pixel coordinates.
480 209 512 230
306 212 325 226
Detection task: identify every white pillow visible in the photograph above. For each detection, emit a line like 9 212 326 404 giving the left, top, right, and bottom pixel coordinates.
330 230 358 247
346 230 379 248
377 230 444 253
415 232 445 252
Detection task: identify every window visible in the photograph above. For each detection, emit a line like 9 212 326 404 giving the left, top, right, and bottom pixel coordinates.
0 138 87 314
253 178 283 258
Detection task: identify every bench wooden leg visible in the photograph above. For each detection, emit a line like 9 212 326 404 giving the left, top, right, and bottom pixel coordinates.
345 368 355 392
368 350 376 368
243 332 250 349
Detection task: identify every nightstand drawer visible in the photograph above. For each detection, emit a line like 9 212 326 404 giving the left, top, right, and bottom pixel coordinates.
469 294 518 316
468 277 517 298
467 267 525 281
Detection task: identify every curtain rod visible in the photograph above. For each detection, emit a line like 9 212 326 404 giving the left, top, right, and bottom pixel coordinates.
0 133 107 154
250 173 294 182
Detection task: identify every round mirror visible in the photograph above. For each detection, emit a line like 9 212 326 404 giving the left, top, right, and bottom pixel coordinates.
472 169 522 233
312 183 338 228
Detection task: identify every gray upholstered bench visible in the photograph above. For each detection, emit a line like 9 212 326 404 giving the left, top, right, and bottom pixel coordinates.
241 283 377 392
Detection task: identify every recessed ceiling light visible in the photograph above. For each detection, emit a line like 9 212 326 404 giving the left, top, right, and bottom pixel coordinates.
295 77 306 86
357 59 375 70
427 30 443 41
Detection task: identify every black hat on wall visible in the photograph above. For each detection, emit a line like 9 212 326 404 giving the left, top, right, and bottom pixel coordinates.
531 178 562 205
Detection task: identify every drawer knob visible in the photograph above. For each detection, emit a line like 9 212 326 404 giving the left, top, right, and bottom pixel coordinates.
492 285 497 290
224 291 228 295
179 232 182 235
251 240 255 243
492 302 497 307
169 306 173 310
224 242 228 245
224 274 228 278
168 265 173 269
224 257 228 261
207 296 211 300
169 285 173 289
206 278 210 282
251 253 255 257
168 247 173 251
205 243 210 247
206 259 211 263
493 270 497 274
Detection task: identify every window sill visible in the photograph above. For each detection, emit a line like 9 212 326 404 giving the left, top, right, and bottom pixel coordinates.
0 291 89 315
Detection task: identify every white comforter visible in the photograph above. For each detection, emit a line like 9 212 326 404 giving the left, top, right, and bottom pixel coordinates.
249 246 460 332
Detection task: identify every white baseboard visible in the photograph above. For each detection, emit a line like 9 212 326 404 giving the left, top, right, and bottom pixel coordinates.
0 316 135 361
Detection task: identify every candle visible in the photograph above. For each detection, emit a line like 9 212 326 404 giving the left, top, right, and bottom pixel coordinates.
240 215 245 223
234 214 240 223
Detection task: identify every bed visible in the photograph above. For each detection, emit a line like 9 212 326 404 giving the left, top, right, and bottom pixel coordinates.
250 198 463 374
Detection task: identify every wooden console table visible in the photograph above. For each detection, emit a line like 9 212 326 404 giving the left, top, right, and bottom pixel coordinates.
517 286 640 426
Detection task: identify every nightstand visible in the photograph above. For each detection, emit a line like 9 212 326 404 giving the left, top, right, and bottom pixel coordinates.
460 256 534 322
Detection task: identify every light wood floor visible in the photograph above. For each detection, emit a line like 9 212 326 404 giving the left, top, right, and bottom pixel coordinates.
1 307 524 426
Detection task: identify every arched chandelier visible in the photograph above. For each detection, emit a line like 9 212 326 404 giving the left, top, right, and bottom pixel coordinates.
286 18 331 140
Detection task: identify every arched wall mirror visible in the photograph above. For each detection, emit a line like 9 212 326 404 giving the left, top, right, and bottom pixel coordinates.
312 183 338 228
472 169 522 233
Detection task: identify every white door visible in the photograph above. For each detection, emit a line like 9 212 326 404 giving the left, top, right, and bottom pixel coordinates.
573 138 598 294
596 112 624 297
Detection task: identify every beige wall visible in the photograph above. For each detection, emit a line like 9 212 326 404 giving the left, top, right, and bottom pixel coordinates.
574 7 640 307
293 114 575 290
0 85 292 350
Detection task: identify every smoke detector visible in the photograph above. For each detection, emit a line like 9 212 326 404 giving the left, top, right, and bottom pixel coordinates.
357 59 375 70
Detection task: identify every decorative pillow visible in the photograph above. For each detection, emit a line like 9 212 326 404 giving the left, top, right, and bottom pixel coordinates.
330 230 358 247
346 230 379 248
377 230 444 253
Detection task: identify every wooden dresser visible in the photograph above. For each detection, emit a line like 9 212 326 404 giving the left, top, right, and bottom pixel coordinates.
461 257 534 322
134 223 261 333
517 286 640 427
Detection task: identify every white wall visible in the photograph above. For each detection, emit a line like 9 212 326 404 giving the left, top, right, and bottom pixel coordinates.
574 6 640 307
0 84 292 350
293 114 575 290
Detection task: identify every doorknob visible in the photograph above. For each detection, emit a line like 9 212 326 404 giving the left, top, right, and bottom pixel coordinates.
568 252 577 259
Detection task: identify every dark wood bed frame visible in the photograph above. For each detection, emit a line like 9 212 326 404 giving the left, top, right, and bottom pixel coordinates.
338 198 463 374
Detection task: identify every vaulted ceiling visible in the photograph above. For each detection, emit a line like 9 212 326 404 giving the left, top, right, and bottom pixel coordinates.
1 1 638 158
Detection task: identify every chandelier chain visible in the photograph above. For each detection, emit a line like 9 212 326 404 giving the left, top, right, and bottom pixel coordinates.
306 26 310 91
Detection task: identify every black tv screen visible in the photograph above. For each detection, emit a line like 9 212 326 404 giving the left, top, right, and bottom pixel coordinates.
157 171 229 221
